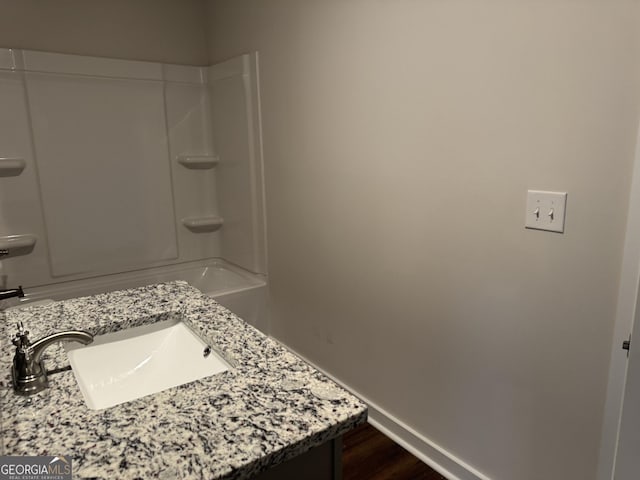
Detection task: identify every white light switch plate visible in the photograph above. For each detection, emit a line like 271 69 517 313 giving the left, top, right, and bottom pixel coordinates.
525 190 567 233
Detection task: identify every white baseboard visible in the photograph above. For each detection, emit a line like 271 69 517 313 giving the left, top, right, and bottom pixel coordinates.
366 401 490 480
279 342 491 480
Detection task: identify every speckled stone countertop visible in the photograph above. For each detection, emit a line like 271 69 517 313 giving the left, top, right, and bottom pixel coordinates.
0 281 367 479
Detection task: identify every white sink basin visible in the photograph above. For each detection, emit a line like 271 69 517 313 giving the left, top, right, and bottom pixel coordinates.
65 318 230 410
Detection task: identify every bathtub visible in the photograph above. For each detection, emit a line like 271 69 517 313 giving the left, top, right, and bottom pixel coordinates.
6 259 268 333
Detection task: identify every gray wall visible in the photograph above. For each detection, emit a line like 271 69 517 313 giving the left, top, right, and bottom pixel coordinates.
206 2 640 479
0 0 209 65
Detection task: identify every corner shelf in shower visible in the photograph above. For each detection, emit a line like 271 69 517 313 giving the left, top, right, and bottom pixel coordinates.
177 155 219 170
0 234 37 257
181 216 224 233
0 157 26 177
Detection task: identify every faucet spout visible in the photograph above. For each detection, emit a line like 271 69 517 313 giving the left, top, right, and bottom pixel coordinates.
11 323 94 396
0 286 24 301
30 330 94 365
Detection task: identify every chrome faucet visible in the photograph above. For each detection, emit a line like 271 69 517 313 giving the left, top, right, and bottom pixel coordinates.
0 286 24 301
11 322 94 395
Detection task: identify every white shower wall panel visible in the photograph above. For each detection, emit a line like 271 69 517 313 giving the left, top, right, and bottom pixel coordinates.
209 55 267 274
0 69 51 286
26 71 178 277
164 76 221 261
0 48 265 298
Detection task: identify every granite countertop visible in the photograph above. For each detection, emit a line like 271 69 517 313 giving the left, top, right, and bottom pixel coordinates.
0 281 367 479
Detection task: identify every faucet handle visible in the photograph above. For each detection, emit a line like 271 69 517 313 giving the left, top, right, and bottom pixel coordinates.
12 322 30 349
16 321 29 337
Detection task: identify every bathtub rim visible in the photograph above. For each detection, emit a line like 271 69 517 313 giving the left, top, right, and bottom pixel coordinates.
6 257 266 307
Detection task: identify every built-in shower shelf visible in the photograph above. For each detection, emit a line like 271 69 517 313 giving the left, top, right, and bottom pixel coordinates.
0 157 26 177
182 216 224 233
177 155 219 170
0 234 37 257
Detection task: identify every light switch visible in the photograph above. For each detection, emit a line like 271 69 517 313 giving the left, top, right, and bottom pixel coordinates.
525 190 567 233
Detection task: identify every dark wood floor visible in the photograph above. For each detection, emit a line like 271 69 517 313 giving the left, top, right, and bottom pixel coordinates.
342 423 447 480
